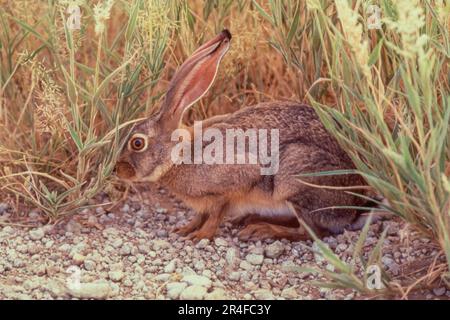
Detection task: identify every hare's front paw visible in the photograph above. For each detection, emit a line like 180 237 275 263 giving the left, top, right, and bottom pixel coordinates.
173 214 217 241
182 228 216 242
173 223 198 236
173 214 206 236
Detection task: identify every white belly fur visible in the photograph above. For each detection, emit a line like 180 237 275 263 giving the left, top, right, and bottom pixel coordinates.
225 189 297 221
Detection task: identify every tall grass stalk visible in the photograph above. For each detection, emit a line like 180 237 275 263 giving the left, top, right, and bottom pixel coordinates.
257 0 449 292
0 0 183 219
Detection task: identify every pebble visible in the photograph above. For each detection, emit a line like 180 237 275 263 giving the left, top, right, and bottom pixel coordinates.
59 244 71 252
0 203 9 214
109 271 125 282
156 207 168 214
164 260 177 273
111 239 123 248
205 288 228 300
68 282 111 299
433 287 446 297
239 261 254 271
72 253 86 265
214 238 228 247
2 226 14 234
194 260 205 271
381 256 398 275
245 253 264 265
166 282 187 299
156 230 168 238
336 243 347 252
252 289 274 300
281 260 299 273
154 273 171 282
84 260 96 271
13 259 25 268
45 240 54 249
46 280 68 298
23 279 40 291
29 228 45 241
119 244 132 256
195 239 210 249
179 285 207 300
312 241 326 264
264 241 284 259
153 240 171 250
325 263 335 272
182 275 212 288
225 248 240 267
65 220 82 233
281 287 298 299
228 271 241 281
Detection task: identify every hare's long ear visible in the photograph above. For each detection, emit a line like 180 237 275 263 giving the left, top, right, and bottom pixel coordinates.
159 29 231 128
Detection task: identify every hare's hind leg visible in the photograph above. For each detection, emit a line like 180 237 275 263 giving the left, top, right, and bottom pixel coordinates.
237 201 316 241
238 222 309 241
231 211 298 227
291 189 360 236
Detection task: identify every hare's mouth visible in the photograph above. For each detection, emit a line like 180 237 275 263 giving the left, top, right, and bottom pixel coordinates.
115 161 136 180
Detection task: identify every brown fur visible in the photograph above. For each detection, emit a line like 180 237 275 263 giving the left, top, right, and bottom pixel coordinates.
116 30 367 241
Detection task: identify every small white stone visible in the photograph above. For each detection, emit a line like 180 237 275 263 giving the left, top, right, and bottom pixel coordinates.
68 282 111 299
205 288 228 300
164 260 177 273
281 287 298 299
226 248 240 267
245 253 264 265
108 271 124 282
182 275 212 288
29 228 45 241
72 253 86 265
214 237 228 247
264 241 285 259
253 289 274 300
166 282 187 299
180 285 207 300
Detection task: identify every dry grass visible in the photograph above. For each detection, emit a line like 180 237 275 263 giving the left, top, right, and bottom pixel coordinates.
0 0 301 219
257 0 449 295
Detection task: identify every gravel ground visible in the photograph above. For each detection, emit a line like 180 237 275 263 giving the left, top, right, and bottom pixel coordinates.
0 185 448 300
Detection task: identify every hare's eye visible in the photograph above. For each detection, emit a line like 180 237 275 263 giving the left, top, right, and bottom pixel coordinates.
129 135 147 152
132 138 144 150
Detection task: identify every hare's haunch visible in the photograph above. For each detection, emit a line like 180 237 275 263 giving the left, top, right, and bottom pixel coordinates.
116 30 369 241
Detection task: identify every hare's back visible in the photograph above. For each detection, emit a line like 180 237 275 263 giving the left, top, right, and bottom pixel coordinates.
218 101 345 158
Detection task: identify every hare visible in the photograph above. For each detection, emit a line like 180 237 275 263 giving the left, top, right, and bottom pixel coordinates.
116 30 371 241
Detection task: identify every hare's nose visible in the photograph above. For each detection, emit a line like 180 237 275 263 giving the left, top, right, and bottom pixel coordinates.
115 161 136 179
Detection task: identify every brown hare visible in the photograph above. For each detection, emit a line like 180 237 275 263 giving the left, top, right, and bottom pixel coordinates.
116 30 371 241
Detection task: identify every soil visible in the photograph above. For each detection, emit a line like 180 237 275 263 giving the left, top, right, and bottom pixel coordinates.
0 184 448 300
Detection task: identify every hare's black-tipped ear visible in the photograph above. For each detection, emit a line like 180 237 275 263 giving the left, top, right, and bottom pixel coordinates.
159 29 231 128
